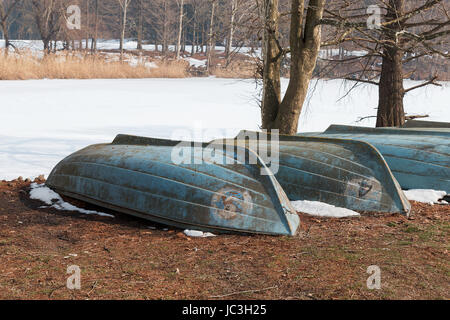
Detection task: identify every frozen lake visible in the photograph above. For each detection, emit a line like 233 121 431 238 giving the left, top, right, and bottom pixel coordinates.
0 77 449 180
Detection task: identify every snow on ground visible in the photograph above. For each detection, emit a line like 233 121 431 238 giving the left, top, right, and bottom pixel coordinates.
29 183 114 217
291 200 361 218
0 78 449 180
184 230 216 238
186 57 207 68
404 189 448 205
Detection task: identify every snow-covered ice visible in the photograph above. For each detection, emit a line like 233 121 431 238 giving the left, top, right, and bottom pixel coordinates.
292 200 361 218
184 230 216 238
0 78 449 180
404 189 448 205
29 183 114 218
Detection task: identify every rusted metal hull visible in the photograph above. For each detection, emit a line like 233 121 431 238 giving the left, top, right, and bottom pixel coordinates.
222 132 410 215
301 125 450 193
46 136 300 236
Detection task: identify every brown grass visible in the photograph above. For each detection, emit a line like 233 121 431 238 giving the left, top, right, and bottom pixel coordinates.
1 179 449 300
209 56 258 79
0 51 187 80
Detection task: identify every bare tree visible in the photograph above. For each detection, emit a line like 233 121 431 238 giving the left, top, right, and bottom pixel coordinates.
136 0 143 50
207 0 216 71
91 0 99 52
321 0 450 127
225 0 237 61
261 0 326 134
31 0 64 54
117 0 132 60
0 0 20 55
176 0 184 59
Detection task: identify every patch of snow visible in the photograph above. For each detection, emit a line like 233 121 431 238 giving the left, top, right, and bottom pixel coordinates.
184 230 216 238
291 200 360 218
404 189 447 205
186 57 206 68
29 183 114 218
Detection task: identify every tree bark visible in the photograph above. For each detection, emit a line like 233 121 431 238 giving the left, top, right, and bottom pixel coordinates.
261 0 282 129
176 0 184 59
91 0 99 53
376 0 406 128
119 0 130 61
207 0 216 72
0 0 19 55
261 0 325 134
191 12 196 56
225 0 237 62
86 0 90 51
137 0 143 50
0 19 10 55
162 0 168 55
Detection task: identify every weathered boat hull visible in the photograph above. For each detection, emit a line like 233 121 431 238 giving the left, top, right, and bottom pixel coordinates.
402 120 450 129
301 125 450 193
214 131 410 215
46 135 300 236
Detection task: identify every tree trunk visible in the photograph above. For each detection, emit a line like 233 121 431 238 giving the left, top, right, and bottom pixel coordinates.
207 1 216 72
85 0 90 51
191 15 196 56
119 9 124 53
162 0 168 55
176 0 184 59
91 0 99 53
225 0 237 61
262 0 325 134
137 0 143 50
0 20 10 55
120 2 128 61
376 0 406 128
261 0 282 129
43 39 51 54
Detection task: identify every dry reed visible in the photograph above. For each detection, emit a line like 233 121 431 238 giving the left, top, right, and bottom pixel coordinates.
0 51 187 80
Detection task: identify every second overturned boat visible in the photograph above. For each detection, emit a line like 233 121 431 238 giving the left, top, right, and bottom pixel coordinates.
402 120 450 129
214 131 410 215
46 135 300 236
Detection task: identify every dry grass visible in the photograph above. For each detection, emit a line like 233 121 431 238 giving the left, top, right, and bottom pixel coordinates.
210 58 258 79
1 179 449 300
0 51 187 80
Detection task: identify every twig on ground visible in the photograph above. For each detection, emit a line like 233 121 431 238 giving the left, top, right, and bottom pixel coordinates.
210 286 278 298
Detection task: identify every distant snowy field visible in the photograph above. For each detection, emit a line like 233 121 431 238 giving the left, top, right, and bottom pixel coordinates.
0 77 449 181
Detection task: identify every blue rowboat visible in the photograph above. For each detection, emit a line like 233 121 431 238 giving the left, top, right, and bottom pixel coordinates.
221 131 410 215
301 125 450 193
46 134 300 236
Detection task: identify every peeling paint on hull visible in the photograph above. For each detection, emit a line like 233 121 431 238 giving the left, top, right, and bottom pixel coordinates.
224 132 410 215
46 137 300 236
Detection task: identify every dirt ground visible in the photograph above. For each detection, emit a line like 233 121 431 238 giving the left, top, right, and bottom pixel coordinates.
0 179 448 300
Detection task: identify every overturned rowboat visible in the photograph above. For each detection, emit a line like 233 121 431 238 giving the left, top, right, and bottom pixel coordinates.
46 135 300 236
215 131 410 215
301 125 450 193
402 120 450 129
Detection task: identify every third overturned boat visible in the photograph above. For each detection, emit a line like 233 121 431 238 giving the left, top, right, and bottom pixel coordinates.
301 125 450 193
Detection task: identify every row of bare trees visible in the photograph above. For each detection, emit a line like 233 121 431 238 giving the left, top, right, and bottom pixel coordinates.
1 0 448 132
0 0 258 60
